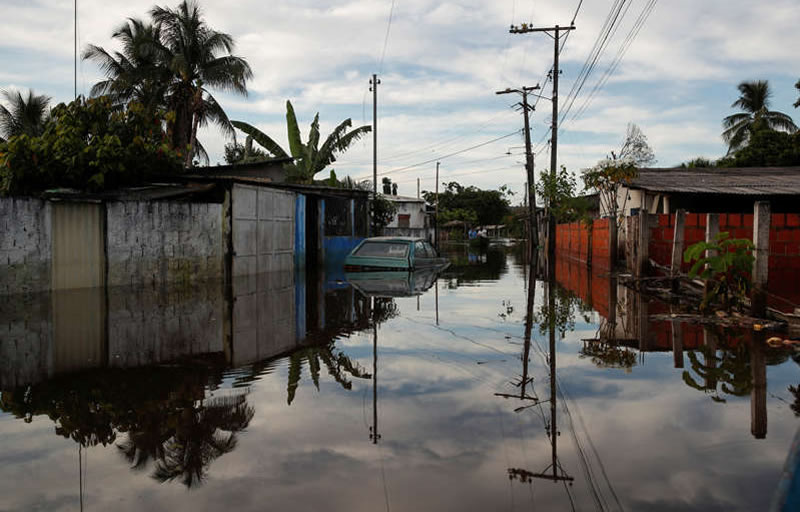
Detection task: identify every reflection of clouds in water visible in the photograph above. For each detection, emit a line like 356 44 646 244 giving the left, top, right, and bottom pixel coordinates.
0 251 797 511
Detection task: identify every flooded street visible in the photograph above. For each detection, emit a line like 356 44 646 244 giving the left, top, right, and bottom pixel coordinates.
1 244 798 511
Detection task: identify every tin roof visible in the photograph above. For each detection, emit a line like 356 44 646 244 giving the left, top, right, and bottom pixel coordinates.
628 167 800 195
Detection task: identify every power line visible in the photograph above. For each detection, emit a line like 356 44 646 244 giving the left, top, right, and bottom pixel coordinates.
393 164 520 184
356 130 521 179
378 0 397 74
558 0 633 124
566 0 659 125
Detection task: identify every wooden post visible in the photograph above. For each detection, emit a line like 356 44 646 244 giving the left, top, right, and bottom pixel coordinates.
751 201 770 318
609 218 618 270
705 213 720 298
670 209 686 292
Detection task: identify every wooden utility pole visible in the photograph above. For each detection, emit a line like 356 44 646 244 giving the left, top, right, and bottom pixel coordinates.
510 23 575 262
370 298 381 444
370 74 380 230
435 162 440 248
496 86 540 250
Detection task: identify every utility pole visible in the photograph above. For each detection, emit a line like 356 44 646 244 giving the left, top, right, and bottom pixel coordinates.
435 162 440 249
370 74 380 231
510 22 575 262
417 177 420 199
496 85 540 251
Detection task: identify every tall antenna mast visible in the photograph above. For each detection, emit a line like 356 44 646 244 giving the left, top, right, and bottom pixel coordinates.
74 0 77 99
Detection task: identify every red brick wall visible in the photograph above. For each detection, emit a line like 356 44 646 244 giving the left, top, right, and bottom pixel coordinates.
554 258 610 317
648 212 800 311
555 219 611 269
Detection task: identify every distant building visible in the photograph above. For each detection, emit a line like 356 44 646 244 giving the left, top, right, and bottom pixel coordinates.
383 195 434 240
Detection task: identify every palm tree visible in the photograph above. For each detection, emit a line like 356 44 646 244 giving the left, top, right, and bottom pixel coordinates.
84 0 252 167
83 18 170 114
794 79 800 108
0 88 51 142
232 100 371 183
722 80 797 153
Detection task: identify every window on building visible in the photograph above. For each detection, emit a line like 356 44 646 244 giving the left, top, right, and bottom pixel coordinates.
325 197 351 236
398 214 411 228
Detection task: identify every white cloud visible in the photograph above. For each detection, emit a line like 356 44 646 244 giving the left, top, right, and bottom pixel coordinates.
2 0 799 193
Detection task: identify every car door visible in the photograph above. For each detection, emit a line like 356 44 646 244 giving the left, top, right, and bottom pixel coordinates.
413 241 432 268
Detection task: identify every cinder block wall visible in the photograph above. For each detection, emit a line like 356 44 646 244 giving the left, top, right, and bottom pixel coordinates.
106 201 224 287
0 197 224 294
0 198 52 295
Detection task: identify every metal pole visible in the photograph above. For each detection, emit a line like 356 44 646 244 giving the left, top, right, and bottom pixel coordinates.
74 0 77 99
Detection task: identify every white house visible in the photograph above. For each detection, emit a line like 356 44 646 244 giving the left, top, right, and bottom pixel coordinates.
383 195 434 240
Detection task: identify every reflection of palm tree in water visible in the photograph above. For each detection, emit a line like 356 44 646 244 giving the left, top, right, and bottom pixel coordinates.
286 341 371 405
0 360 254 489
140 394 254 487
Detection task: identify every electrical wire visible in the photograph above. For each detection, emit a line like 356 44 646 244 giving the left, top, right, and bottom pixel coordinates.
356 130 521 179
566 0 659 125
378 0 397 75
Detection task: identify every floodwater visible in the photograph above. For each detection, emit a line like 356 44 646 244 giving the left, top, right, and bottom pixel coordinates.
0 245 798 511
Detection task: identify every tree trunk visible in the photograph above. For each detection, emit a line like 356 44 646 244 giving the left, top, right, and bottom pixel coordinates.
185 111 200 168
184 88 203 169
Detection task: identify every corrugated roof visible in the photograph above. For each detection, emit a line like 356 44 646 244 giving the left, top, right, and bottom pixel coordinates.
628 167 800 195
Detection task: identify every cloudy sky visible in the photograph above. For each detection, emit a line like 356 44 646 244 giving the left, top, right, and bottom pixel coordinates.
2 0 800 199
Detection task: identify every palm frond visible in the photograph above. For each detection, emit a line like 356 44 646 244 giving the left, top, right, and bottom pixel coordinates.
231 120 290 159
285 100 303 159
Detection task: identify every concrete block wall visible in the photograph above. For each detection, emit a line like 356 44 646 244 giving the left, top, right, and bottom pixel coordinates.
107 281 224 368
0 294 52 388
0 198 52 295
106 200 224 287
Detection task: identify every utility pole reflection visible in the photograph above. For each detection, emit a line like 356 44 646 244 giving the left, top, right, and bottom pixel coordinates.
502 262 574 488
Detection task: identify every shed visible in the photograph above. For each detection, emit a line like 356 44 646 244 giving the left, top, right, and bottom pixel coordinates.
608 167 800 217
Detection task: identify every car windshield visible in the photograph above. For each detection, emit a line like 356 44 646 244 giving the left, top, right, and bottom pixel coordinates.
353 241 409 258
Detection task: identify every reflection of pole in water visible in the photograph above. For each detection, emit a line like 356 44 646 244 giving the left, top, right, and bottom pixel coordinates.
435 279 439 326
370 297 381 444
505 269 573 488
751 335 767 439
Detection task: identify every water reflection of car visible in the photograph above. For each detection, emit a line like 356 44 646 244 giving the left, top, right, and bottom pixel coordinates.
344 237 449 271
346 267 441 298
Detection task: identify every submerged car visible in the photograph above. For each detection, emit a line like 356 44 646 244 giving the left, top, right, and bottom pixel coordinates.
344 237 449 271
346 266 441 298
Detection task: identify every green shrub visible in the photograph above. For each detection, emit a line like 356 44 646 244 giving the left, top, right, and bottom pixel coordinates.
0 96 182 196
683 232 754 312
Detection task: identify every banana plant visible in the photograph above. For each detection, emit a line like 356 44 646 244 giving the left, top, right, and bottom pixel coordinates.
232 100 371 184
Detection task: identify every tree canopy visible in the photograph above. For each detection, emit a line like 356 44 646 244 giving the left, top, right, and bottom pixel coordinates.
0 89 51 142
0 97 182 196
422 182 511 226
722 80 797 153
84 0 252 166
